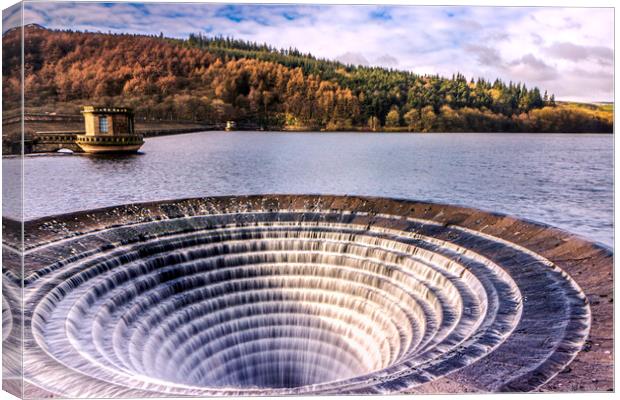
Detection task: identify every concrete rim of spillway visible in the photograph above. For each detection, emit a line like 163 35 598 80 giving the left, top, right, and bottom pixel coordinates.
2 194 613 396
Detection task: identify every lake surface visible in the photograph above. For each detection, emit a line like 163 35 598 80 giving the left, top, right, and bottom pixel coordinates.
3 131 613 247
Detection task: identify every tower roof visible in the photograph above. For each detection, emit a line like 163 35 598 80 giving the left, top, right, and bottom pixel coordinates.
81 106 133 114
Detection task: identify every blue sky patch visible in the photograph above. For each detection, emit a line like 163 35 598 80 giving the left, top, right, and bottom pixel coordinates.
369 8 392 21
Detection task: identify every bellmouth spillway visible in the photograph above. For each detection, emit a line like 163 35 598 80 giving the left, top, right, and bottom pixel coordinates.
1 195 613 397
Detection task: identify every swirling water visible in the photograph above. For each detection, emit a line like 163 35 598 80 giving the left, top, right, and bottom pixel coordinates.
4 131 613 247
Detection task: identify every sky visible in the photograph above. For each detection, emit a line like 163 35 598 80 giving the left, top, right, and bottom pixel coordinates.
8 2 615 102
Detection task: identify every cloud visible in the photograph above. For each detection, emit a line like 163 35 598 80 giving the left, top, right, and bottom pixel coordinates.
545 42 613 65
2 4 22 33
465 45 559 82
465 44 503 66
530 33 543 46
336 52 370 67
374 55 399 68
21 3 614 102
507 54 559 82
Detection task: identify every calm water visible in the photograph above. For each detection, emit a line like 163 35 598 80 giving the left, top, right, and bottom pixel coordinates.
3 131 613 247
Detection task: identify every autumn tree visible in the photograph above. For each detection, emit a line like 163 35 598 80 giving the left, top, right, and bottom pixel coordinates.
403 108 421 132
420 106 438 132
385 106 400 127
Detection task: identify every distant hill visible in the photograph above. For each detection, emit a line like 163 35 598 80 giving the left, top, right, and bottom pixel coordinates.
2 25 613 133
558 101 613 113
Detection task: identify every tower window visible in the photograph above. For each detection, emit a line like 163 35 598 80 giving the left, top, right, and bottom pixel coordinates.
99 116 109 133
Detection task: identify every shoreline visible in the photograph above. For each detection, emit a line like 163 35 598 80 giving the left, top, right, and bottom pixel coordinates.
2 128 612 157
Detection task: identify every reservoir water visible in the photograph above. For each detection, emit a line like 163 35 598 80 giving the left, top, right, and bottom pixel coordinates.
4 131 613 247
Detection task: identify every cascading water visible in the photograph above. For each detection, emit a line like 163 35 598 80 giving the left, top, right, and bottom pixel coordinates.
2 195 613 397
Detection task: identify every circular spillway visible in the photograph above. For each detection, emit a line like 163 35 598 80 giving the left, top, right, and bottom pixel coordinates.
13 195 612 396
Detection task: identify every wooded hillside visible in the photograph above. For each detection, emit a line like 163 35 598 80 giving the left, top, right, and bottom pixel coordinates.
2 25 613 132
